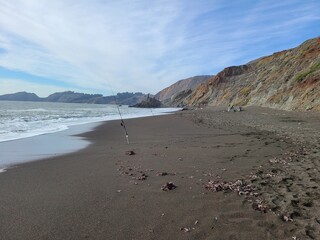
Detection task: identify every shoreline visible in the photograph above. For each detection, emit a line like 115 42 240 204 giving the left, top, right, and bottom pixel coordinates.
0 121 98 171
0 108 180 171
0 106 319 239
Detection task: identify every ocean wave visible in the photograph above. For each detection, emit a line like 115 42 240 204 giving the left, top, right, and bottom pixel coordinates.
0 102 180 143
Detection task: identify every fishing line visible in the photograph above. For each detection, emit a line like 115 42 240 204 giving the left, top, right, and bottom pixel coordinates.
109 87 130 145
146 93 155 116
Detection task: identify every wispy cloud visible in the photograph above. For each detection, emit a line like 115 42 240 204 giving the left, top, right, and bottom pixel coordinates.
0 0 319 96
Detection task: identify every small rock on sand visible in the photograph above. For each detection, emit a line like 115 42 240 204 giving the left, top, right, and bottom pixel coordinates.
161 182 177 191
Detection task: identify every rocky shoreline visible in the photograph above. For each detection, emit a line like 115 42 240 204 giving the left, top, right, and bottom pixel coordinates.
186 106 320 239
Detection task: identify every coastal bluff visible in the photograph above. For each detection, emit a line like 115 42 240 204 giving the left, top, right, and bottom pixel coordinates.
154 75 212 107
182 37 320 111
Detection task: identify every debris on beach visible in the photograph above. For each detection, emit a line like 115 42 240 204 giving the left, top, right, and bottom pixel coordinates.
265 173 276 178
157 172 168 176
227 105 242 112
161 182 177 191
281 215 293 222
205 179 255 196
125 150 136 155
252 202 269 213
157 172 176 176
117 165 136 176
180 227 190 233
269 150 302 165
136 173 148 181
269 157 287 165
205 178 272 213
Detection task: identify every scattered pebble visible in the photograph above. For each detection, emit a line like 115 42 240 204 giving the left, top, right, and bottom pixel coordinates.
157 172 176 176
125 150 136 155
269 157 287 165
281 215 293 222
252 203 269 213
135 173 148 180
157 172 168 176
180 227 190 233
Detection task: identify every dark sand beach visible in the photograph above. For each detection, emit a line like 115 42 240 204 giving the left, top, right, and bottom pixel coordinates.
0 107 319 239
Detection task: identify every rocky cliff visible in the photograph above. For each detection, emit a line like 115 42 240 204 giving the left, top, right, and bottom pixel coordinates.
155 75 212 106
186 37 320 111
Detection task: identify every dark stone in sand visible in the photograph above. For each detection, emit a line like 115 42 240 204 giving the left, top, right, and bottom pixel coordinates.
161 182 177 191
125 150 136 155
302 201 313 207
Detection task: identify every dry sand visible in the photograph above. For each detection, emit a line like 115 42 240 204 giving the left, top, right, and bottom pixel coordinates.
0 106 319 239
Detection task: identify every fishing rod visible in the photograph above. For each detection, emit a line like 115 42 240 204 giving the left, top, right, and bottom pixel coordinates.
110 88 130 145
116 103 130 145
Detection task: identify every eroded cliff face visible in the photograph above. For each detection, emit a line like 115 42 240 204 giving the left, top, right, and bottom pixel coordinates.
155 75 212 102
187 37 320 111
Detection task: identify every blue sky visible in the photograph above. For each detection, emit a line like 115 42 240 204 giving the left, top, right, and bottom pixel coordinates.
0 0 319 97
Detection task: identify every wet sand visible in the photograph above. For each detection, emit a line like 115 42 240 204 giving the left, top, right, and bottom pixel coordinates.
0 122 97 169
0 107 319 239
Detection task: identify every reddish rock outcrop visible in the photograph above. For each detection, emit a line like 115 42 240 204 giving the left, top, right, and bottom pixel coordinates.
186 37 320 111
155 75 212 106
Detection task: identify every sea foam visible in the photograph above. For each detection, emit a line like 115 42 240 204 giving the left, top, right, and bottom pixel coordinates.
0 101 179 143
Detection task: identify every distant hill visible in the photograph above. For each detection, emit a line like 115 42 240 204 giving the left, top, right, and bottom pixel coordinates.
0 91 149 106
45 91 103 103
0 92 41 101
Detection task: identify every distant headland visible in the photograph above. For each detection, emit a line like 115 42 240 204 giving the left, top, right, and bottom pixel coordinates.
0 91 149 106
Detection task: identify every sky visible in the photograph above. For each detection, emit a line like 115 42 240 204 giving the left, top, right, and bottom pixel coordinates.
0 0 319 97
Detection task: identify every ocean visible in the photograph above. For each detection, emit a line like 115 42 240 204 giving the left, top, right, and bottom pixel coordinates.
0 101 179 143
0 101 179 170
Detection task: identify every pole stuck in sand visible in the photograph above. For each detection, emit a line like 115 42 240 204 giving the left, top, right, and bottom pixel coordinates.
119 118 130 145
107 84 130 145
113 90 130 145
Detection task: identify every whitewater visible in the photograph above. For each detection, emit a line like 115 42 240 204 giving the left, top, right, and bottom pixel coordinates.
0 101 180 171
0 101 179 143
